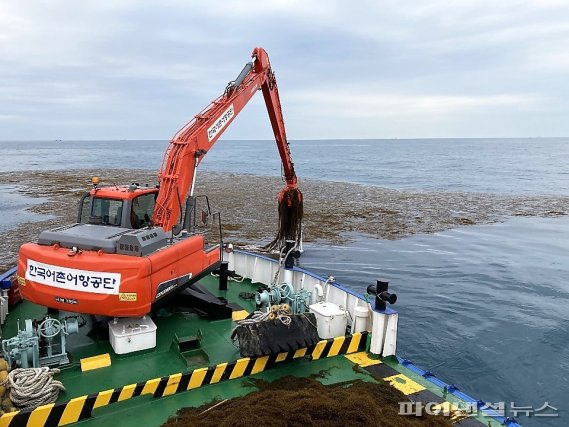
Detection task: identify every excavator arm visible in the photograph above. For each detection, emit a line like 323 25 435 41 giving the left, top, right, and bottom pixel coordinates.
153 47 302 247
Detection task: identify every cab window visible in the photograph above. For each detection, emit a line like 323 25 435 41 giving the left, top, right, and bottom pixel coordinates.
85 198 123 226
130 193 156 229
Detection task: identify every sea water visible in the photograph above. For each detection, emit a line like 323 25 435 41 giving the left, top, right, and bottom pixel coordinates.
0 138 568 426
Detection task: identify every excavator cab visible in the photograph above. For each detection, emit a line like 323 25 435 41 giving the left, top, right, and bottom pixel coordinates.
78 185 159 229
129 192 156 229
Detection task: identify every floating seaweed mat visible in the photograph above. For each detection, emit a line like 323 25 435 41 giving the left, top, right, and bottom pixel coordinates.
162 376 454 427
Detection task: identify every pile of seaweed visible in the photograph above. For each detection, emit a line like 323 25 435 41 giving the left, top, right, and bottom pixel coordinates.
162 376 453 427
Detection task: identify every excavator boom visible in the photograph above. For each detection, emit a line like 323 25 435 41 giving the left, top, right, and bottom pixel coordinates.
154 47 300 239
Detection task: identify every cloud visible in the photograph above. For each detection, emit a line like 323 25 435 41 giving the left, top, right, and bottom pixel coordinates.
0 0 568 139
285 88 547 138
524 41 569 73
0 113 21 122
289 89 541 118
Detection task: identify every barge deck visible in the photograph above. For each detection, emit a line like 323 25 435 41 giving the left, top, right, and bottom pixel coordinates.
0 251 521 427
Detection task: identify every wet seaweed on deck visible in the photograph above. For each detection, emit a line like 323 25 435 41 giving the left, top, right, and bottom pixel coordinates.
161 376 454 427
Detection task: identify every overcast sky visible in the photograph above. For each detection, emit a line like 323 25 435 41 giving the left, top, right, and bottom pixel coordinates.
1 0 568 140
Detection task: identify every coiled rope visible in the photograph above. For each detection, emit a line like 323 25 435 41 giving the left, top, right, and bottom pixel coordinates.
231 304 292 342
2 367 65 411
230 305 320 349
237 304 292 327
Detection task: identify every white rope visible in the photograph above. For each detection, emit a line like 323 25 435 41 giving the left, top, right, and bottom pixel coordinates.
278 312 292 326
210 272 245 283
232 304 292 340
236 244 277 254
323 275 335 302
271 243 297 288
227 243 296 288
236 310 272 325
3 367 65 411
237 305 292 326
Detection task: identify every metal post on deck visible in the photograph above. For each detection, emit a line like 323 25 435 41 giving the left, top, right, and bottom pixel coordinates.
368 279 399 357
218 261 229 291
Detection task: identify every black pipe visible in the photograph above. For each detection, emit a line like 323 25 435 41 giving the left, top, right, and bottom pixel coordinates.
182 196 195 232
226 62 253 96
219 261 229 291
234 62 253 88
366 279 397 311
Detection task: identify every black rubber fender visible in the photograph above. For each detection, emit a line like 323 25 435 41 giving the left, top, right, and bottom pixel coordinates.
234 313 319 358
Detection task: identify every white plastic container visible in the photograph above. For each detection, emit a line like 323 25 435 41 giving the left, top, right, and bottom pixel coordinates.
109 316 157 354
353 305 369 333
309 302 347 339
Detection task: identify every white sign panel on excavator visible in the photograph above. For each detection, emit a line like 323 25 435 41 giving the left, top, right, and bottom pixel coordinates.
207 104 235 142
25 259 121 295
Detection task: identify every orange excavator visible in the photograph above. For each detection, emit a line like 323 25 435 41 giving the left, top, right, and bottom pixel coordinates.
17 47 303 318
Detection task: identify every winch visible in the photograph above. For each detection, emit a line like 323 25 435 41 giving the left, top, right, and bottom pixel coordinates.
1 315 79 368
255 282 311 314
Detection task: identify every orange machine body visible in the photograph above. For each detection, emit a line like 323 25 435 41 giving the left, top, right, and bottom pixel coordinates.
18 236 220 317
91 186 158 200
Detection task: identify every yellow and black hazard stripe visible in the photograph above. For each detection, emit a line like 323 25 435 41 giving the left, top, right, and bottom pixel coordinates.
309 331 367 360
345 352 485 427
0 331 368 427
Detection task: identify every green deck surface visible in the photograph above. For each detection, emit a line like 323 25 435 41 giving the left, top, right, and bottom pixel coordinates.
2 274 502 427
4 275 257 400
76 355 375 427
